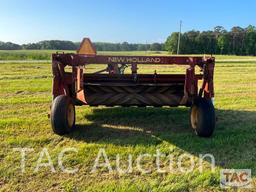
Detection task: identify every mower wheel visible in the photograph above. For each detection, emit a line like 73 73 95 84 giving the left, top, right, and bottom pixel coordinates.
51 95 75 135
190 98 215 137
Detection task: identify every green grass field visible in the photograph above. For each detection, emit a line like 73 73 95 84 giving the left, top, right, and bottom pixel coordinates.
0 51 256 191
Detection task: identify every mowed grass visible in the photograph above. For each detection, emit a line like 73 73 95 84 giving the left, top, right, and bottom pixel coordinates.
0 52 256 191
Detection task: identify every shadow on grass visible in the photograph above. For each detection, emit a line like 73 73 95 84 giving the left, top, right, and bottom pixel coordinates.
67 107 256 173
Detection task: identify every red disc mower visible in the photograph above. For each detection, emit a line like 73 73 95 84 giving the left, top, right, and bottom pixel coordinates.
50 38 215 137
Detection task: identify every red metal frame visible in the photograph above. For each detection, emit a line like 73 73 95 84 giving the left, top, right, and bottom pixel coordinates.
52 53 215 106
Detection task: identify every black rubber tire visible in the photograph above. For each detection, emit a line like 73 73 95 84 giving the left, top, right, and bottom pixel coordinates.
50 95 75 135
190 97 215 137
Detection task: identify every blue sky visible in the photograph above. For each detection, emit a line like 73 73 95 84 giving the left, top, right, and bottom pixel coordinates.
0 0 255 44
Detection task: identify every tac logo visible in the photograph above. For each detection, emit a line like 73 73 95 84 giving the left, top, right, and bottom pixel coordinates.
220 169 252 188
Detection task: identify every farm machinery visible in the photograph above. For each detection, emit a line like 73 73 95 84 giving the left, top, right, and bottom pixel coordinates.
50 38 215 137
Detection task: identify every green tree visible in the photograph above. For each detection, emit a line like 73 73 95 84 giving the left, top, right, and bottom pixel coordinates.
244 25 256 55
150 43 162 51
217 34 229 54
164 32 179 53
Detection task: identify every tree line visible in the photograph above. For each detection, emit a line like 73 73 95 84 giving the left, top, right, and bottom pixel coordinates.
1 25 256 55
165 25 256 55
0 40 164 51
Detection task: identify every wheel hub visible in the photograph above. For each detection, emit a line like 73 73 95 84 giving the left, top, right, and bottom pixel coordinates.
191 106 199 129
67 103 74 128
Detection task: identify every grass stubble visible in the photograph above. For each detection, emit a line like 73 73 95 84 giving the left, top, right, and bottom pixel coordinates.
0 51 256 191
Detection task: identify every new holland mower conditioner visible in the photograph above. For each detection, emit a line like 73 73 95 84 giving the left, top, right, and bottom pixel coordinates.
50 38 216 137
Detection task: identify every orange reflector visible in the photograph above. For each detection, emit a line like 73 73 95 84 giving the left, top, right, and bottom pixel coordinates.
77 38 97 55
